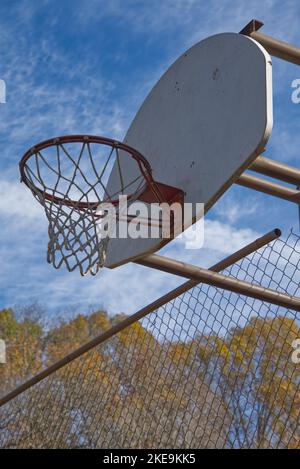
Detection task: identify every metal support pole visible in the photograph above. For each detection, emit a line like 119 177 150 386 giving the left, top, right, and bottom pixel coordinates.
142 253 300 312
237 173 300 203
250 156 300 187
240 19 300 65
0 229 280 408
251 31 300 65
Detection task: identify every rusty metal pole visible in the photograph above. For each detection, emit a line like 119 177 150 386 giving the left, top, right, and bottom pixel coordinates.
237 173 300 203
0 229 280 408
250 31 300 65
240 19 300 65
250 156 300 187
142 253 300 312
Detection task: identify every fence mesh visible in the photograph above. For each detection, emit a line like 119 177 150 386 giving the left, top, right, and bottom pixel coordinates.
0 231 300 448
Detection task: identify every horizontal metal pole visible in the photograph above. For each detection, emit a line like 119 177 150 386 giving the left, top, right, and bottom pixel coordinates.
237 173 300 203
251 156 300 186
250 31 300 65
143 254 300 312
0 229 280 408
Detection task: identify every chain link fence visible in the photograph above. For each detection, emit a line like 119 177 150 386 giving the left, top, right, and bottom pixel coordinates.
0 231 300 448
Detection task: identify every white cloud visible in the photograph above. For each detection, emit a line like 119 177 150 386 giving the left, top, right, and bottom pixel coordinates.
0 180 43 220
268 119 300 164
204 220 259 254
164 219 259 264
77 0 199 34
75 0 300 49
213 195 259 224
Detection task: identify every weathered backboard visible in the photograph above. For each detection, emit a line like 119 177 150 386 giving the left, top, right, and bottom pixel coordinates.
105 32 273 268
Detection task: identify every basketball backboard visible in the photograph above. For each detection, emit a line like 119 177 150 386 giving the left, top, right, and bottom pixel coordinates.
105 32 273 268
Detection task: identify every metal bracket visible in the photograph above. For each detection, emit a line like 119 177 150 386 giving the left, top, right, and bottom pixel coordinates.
240 19 264 36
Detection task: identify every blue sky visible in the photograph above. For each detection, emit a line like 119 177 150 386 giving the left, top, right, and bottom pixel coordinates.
0 0 300 319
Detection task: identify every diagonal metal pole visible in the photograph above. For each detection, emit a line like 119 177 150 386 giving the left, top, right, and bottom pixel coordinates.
0 229 280 408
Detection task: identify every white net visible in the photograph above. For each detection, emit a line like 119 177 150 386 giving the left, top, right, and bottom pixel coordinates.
20 137 150 275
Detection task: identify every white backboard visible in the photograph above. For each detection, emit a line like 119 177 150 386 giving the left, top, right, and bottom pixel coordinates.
105 32 273 268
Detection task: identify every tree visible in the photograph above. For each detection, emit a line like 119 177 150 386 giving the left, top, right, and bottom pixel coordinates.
198 316 300 448
1 306 298 449
0 308 44 394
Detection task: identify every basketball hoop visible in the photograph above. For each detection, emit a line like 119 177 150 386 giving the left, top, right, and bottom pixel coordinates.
19 135 183 275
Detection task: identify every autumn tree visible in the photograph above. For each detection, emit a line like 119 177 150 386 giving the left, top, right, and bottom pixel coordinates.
1 306 299 449
198 316 300 448
0 307 44 394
